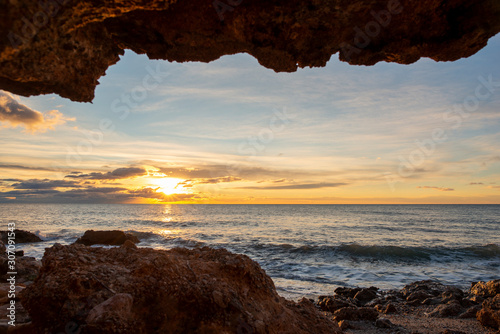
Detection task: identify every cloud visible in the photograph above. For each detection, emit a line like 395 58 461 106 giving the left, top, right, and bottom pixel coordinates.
470 182 484 185
65 167 147 180
0 91 74 133
0 163 57 171
238 182 348 190
11 179 79 189
192 176 242 184
417 186 454 192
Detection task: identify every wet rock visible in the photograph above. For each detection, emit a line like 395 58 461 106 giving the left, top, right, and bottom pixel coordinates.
375 317 393 328
427 301 462 318
21 244 340 333
334 286 362 298
74 230 139 246
333 307 379 322
354 288 378 304
402 280 445 299
0 230 42 244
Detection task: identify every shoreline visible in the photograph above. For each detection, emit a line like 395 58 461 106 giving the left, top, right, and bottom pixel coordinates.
1 230 499 333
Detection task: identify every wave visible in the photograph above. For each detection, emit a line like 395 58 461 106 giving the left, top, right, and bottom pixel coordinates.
243 242 500 263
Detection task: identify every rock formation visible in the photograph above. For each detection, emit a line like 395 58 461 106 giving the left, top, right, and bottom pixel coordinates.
1 0 499 102
0 230 42 244
21 244 340 333
472 280 500 330
74 230 139 246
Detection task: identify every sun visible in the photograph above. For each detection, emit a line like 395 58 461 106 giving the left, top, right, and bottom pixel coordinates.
150 177 185 195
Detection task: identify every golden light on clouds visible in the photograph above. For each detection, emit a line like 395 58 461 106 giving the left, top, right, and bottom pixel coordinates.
148 177 186 195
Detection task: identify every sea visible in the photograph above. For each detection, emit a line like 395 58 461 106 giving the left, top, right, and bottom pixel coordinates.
1 204 499 300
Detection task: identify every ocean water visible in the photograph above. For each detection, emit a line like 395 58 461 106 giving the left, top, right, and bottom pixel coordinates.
1 204 499 299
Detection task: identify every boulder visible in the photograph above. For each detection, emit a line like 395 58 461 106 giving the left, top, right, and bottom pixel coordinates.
333 307 379 322
477 293 500 330
21 244 340 333
0 230 42 244
74 230 139 246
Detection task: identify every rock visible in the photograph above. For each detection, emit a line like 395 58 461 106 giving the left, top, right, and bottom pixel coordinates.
334 286 362 298
333 307 379 322
0 256 41 283
477 293 500 330
0 230 42 244
86 293 134 332
375 317 393 328
0 241 5 254
402 280 446 301
458 305 481 319
21 244 340 333
317 296 353 313
121 240 137 249
338 320 350 330
2 0 500 102
74 230 139 246
427 302 462 318
471 280 500 298
354 288 378 304
381 303 398 314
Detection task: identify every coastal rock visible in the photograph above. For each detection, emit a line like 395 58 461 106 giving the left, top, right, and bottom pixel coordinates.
353 287 378 304
476 290 500 330
20 244 340 333
0 256 41 283
402 280 445 299
427 301 462 318
375 317 393 328
0 230 42 244
471 280 500 298
0 241 5 254
317 295 354 313
74 230 139 246
1 0 499 102
333 307 379 322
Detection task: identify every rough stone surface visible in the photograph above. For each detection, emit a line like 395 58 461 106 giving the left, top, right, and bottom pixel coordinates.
0 230 42 244
21 244 340 333
1 0 500 102
74 230 139 246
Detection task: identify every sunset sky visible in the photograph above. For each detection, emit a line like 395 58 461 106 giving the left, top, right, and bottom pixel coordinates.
1 34 499 204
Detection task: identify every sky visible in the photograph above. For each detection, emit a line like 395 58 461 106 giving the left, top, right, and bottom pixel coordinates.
1 34 500 204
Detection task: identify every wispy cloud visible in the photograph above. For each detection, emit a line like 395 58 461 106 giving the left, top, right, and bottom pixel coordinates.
238 182 348 190
0 91 74 133
417 186 454 192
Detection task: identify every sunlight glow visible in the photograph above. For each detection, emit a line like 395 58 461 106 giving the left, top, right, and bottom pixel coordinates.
149 177 186 195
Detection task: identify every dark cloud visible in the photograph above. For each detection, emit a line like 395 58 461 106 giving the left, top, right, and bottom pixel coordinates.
11 179 79 189
469 182 484 185
238 182 348 190
0 91 72 133
417 186 454 191
0 163 56 171
65 167 147 180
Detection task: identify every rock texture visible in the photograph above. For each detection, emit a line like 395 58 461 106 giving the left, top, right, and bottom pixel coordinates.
21 244 340 333
1 0 500 102
74 230 139 246
471 280 500 330
0 230 42 244
317 280 499 333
